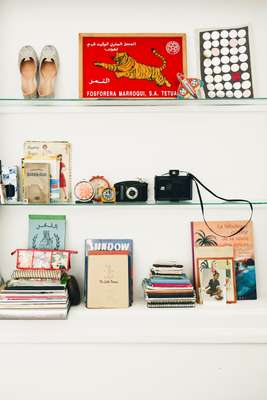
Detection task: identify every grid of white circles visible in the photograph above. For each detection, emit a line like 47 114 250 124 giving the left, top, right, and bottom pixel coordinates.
200 27 253 99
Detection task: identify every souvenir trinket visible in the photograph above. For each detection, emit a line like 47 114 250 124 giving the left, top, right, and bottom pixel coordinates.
74 180 95 202
101 187 116 203
89 176 111 202
177 73 205 99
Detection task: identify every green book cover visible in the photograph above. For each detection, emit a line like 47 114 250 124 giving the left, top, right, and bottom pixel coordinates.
28 215 66 250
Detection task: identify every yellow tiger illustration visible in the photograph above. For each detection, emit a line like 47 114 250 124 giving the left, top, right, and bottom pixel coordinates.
94 48 171 87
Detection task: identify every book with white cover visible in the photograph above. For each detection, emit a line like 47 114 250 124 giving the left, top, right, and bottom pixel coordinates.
0 306 69 319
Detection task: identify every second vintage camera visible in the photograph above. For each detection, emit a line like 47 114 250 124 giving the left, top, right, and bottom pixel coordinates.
154 170 192 201
114 180 148 202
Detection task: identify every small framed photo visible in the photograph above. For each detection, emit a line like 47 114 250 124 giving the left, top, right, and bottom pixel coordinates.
197 257 236 304
79 33 187 99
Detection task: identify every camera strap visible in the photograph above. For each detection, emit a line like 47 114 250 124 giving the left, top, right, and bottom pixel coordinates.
187 172 253 238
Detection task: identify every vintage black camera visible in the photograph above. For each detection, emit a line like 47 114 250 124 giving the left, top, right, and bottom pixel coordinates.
114 180 148 202
154 170 192 201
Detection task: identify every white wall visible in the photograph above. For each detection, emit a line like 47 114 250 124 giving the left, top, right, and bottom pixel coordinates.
0 0 267 298
0 0 267 97
0 2 267 400
0 343 266 400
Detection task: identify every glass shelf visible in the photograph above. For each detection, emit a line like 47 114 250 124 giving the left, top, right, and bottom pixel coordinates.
0 200 265 207
0 98 267 109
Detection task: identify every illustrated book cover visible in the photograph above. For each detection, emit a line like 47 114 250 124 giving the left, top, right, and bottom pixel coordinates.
23 162 50 204
195 246 236 304
191 220 257 300
28 214 66 250
85 239 133 308
24 141 71 202
24 156 60 202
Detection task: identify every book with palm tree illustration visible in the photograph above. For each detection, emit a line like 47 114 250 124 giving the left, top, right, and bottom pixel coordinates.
28 215 66 250
191 220 257 301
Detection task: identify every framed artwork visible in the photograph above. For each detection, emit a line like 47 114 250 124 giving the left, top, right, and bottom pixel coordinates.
197 257 236 304
198 25 254 99
79 33 187 99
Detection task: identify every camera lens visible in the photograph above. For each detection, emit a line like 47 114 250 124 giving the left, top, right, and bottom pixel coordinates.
126 186 138 200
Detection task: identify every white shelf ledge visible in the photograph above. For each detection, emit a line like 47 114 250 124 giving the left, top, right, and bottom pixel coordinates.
0 200 265 207
0 98 267 113
0 300 267 345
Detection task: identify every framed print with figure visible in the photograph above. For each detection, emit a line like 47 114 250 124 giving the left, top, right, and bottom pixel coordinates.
197 256 236 304
79 33 187 99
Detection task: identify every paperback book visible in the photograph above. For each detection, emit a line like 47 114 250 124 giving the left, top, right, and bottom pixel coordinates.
24 156 60 202
85 239 133 308
23 162 50 204
28 214 66 250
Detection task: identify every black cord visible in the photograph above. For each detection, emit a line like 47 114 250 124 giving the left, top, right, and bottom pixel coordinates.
186 172 253 238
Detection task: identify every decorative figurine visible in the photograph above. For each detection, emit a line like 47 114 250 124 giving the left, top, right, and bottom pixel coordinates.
177 73 205 99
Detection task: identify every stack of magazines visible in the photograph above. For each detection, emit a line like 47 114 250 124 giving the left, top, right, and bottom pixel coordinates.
143 263 196 308
0 270 70 319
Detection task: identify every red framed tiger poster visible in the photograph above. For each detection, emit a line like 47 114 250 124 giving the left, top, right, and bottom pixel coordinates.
79 33 187 99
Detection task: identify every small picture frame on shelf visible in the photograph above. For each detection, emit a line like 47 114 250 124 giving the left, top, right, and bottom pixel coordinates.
197 257 236 304
79 33 187 99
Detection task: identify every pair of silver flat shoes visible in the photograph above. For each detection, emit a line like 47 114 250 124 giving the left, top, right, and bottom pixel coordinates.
18 45 59 99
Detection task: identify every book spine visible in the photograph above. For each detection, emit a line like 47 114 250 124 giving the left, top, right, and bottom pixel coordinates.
150 278 191 284
147 303 196 308
21 157 25 202
150 283 192 288
191 222 197 289
84 254 88 306
0 184 6 204
68 143 72 201
0 308 68 319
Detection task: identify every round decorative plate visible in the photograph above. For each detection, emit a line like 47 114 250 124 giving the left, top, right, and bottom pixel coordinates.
74 180 95 202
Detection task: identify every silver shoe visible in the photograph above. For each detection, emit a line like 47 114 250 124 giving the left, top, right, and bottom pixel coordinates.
18 45 38 99
38 45 59 98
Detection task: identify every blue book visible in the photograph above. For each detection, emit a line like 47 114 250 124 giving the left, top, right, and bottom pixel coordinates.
28 215 66 250
149 277 191 285
150 278 191 285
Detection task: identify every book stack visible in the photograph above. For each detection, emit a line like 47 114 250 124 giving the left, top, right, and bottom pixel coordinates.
143 263 196 308
0 270 70 319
